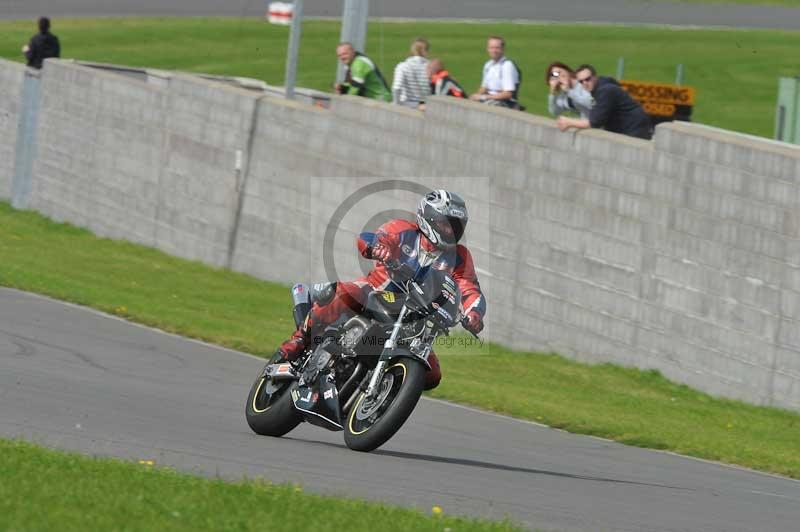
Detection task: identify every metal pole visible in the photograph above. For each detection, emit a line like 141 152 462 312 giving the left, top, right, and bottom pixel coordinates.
285 0 304 100
337 0 369 83
675 64 685 86
616 57 625 80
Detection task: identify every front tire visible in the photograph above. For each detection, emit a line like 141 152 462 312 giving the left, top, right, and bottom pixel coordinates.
344 359 426 452
245 374 302 437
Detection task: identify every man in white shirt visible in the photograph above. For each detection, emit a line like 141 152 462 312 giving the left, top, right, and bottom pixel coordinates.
470 36 521 109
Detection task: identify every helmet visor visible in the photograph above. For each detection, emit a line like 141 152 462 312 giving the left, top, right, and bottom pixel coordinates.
432 216 465 245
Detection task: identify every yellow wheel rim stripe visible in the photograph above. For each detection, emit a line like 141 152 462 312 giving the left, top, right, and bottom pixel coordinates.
251 378 273 413
347 362 407 435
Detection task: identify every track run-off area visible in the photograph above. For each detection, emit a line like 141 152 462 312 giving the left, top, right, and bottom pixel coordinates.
1 287 799 531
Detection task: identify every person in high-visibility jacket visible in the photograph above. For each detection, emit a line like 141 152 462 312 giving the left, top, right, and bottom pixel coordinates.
334 42 392 102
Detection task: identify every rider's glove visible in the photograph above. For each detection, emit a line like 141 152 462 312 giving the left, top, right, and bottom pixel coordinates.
371 234 398 263
463 310 484 334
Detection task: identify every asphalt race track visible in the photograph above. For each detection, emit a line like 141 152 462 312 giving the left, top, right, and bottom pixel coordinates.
3 0 800 29
1 287 799 531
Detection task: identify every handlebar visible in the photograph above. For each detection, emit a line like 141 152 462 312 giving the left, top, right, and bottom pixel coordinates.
387 259 480 339
383 258 406 274
383 259 426 307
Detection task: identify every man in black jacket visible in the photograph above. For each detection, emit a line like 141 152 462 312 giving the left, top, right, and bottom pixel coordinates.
22 17 60 69
556 64 652 140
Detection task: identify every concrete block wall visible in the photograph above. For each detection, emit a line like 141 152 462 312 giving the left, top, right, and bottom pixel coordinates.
232 95 341 284
154 75 260 267
420 98 800 409
0 59 26 200
3 57 800 411
28 59 167 246
650 122 800 407
27 61 261 269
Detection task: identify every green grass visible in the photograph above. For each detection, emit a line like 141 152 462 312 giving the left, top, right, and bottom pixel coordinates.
1 17 800 137
2 202 799 479
0 438 521 532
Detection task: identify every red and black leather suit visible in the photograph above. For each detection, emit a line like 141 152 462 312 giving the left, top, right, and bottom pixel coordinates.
278 219 486 390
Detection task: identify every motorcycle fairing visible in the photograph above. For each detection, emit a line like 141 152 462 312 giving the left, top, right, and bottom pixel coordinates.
364 290 407 323
291 373 343 431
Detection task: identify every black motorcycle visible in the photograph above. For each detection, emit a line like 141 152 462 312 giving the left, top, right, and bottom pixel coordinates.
245 256 476 452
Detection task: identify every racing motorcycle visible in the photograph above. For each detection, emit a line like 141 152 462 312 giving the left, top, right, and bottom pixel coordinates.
245 234 477 452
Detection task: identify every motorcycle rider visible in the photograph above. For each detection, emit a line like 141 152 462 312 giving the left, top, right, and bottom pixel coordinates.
273 190 486 391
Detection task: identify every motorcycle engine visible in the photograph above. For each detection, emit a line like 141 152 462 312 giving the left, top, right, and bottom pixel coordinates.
339 314 370 357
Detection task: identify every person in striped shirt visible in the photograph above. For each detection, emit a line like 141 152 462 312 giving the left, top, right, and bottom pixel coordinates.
391 38 431 108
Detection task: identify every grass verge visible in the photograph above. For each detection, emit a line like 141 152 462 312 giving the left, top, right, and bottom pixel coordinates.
1 17 799 138
1 202 799 479
0 438 521 532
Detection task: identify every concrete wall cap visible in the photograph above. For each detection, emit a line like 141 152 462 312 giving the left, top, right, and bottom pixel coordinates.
657 121 800 159
44 59 162 92
262 93 329 114
574 126 655 148
426 95 553 127
232 77 268 90
330 94 423 117
145 69 173 80
0 57 29 73
75 60 150 74
169 72 264 100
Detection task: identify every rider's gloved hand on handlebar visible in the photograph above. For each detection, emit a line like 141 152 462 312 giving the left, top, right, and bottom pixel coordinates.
463 310 484 334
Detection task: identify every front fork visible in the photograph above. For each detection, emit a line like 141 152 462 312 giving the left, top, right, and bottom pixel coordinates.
364 305 409 399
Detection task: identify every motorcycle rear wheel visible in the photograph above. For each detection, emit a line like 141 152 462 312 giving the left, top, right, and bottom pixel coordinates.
344 358 426 452
245 373 302 437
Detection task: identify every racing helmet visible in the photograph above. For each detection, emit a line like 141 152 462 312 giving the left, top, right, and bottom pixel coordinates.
416 190 468 248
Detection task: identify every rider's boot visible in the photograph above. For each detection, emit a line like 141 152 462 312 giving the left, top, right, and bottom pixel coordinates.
275 329 307 362
274 312 318 362
273 281 352 364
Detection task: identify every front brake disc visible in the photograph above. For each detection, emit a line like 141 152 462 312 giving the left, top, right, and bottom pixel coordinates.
355 373 395 420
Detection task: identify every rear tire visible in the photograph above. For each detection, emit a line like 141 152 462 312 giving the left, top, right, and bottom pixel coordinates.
245 374 302 437
344 359 426 452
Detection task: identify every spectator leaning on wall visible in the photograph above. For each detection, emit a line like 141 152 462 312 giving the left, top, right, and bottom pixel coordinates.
428 59 467 99
335 42 391 102
546 61 593 120
392 38 431 108
22 16 60 69
557 64 653 140
469 36 523 110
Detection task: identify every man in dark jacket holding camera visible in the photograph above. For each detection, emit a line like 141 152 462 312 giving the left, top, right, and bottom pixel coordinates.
22 17 60 69
556 64 652 140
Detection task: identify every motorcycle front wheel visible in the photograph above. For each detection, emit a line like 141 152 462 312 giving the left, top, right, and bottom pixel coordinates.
245 372 302 437
344 358 426 452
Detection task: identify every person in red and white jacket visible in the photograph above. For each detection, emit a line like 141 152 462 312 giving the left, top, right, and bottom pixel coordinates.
274 190 486 391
